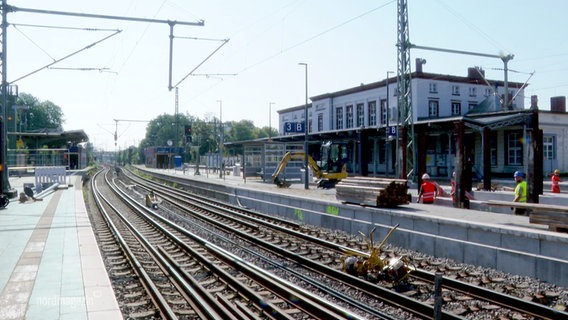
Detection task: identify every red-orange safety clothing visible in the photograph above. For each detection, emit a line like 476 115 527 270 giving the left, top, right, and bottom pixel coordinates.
552 174 561 193
420 181 437 204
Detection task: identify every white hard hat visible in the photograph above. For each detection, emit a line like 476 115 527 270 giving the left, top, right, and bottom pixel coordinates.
422 173 430 180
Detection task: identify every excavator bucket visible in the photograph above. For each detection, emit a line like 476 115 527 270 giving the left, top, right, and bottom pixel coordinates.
274 176 291 188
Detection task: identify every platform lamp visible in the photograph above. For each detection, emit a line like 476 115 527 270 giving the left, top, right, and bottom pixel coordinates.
217 100 223 179
269 102 275 141
385 71 394 177
299 62 308 189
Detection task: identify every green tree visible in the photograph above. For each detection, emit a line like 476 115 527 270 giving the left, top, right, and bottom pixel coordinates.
225 120 255 142
254 126 278 139
140 112 277 164
17 93 64 131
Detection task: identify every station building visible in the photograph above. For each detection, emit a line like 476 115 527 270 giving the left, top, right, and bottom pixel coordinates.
271 60 568 188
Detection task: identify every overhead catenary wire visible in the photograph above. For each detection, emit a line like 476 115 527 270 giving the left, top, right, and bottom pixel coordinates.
10 29 123 83
48 67 117 74
172 38 230 89
185 0 395 105
235 0 395 75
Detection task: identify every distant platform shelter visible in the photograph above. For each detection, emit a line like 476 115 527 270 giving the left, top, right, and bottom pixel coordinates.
144 146 184 169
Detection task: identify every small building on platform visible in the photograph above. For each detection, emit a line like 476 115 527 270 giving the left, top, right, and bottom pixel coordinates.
8 129 89 173
144 146 184 169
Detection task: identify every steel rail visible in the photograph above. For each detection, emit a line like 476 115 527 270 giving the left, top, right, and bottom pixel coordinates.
411 270 568 320
111 174 362 320
154 195 400 320
100 170 236 320
91 169 178 320
124 168 457 319
134 168 568 320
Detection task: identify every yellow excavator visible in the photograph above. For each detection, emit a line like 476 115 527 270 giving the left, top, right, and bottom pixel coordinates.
272 141 347 188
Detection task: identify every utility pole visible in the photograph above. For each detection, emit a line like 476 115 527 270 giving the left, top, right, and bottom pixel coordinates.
0 0 13 197
385 71 394 177
397 0 415 181
217 100 223 179
0 3 204 198
269 102 275 141
175 86 180 152
299 63 309 190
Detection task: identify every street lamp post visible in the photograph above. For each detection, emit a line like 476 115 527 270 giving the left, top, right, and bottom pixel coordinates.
385 71 394 177
217 100 223 179
269 102 275 141
299 63 308 190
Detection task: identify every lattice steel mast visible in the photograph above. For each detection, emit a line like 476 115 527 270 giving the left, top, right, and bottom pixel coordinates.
396 0 415 180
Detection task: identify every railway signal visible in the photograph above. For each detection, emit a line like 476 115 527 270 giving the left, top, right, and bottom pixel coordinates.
184 125 192 143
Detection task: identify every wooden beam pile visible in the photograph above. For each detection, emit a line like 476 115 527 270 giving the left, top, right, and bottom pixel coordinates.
486 200 568 233
530 211 568 233
335 177 410 207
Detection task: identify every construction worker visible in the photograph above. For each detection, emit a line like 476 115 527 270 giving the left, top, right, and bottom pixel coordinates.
551 169 561 193
513 171 527 215
450 171 456 203
417 173 437 204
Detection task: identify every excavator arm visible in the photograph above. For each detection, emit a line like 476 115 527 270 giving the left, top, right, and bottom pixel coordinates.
272 151 346 188
272 151 322 180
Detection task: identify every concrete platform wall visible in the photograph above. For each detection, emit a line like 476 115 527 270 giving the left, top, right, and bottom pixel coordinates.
172 177 568 287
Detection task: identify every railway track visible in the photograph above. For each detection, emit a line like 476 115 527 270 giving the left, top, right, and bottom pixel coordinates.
90 167 377 319
119 166 568 320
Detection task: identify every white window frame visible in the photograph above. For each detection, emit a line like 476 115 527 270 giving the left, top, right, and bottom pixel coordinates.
356 103 364 127
335 107 343 130
429 82 438 93
368 101 377 127
451 102 461 115
452 85 460 95
507 131 523 166
469 87 477 97
346 105 353 128
543 135 556 160
380 99 387 125
428 100 439 117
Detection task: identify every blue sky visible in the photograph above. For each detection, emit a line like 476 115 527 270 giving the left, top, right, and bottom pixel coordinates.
7 0 568 150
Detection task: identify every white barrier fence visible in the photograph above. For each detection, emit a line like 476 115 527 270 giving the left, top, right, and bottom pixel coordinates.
35 166 67 187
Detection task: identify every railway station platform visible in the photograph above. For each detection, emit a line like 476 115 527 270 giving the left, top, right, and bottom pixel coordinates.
139 165 568 287
0 174 121 320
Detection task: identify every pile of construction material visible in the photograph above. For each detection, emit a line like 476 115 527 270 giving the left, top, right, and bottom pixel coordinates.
335 177 411 207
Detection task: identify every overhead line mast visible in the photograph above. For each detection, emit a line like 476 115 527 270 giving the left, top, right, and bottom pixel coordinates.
396 0 414 180
0 1 204 197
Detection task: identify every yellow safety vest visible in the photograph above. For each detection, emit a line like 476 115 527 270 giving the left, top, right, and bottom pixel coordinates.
515 181 527 203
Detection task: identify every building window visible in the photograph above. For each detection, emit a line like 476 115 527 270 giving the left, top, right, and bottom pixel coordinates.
317 113 323 132
356 103 364 127
428 100 439 117
346 105 353 128
429 83 437 93
543 135 556 160
335 107 343 130
506 131 523 166
451 102 461 115
452 85 460 95
469 87 477 97
368 101 377 126
484 88 491 97
468 103 477 111
380 99 387 125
